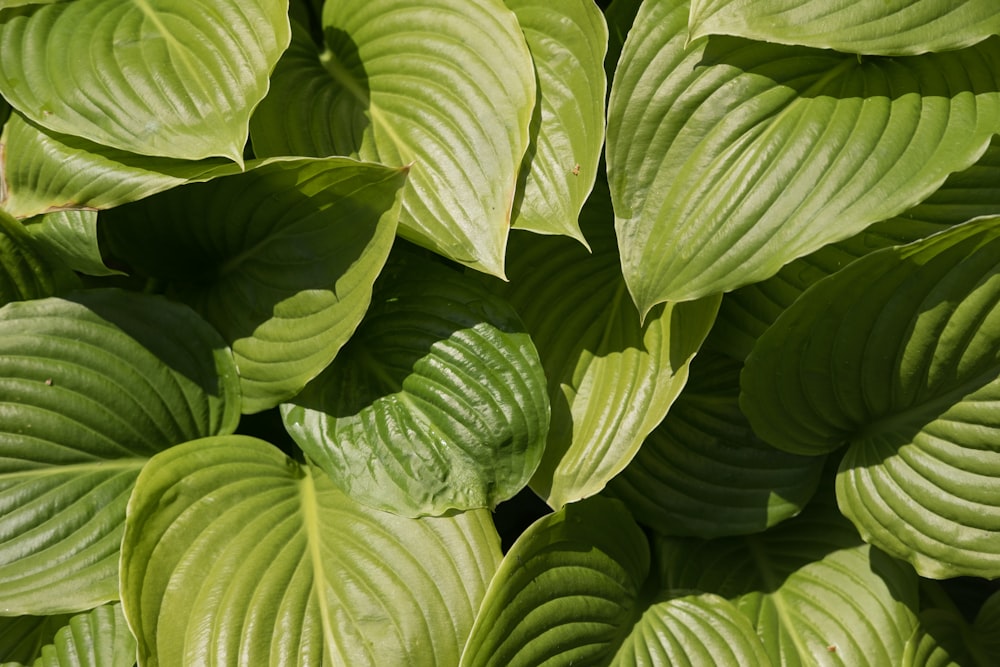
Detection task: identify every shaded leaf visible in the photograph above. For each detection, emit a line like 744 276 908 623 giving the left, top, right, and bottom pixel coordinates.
12 605 136 667
0 209 78 305
742 218 1000 578
250 0 536 276
0 615 71 665
0 0 290 162
0 289 240 614
101 157 406 413
120 435 501 667
689 0 1000 55
607 0 1000 311
23 211 120 277
605 351 825 537
491 182 719 508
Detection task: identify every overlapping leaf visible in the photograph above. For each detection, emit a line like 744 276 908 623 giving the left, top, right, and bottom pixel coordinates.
902 590 1000 666
460 496 771 666
283 256 549 517
0 614 71 665
491 183 719 508
708 136 1000 361
688 0 1000 55
23 211 120 277
0 113 244 219
0 0 290 163
742 218 1000 578
0 605 137 667
0 289 240 614
502 0 607 244
0 210 78 305
605 352 825 537
607 0 1000 312
120 435 502 667
658 490 921 665
249 0 536 276
101 157 406 413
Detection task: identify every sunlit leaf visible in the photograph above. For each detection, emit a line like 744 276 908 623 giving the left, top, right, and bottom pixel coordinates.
0 605 137 667
121 435 501 666
22 211 120 277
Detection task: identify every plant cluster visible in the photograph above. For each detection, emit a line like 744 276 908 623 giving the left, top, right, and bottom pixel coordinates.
0 0 999 664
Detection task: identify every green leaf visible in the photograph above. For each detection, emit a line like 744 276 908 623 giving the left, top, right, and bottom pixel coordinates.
0 0 290 163
0 210 78 305
902 591 1000 667
742 218 1000 578
0 614 72 665
688 0 1000 55
120 435 501 667
3 605 138 667
503 0 607 245
607 0 1000 312
0 289 240 614
658 490 920 665
23 211 121 277
282 255 549 517
492 183 719 508
709 135 1000 362
460 496 770 666
101 157 406 413
249 0 536 276
0 112 244 219
605 351 826 537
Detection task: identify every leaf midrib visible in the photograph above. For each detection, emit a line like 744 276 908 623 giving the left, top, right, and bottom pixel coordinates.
299 466 340 660
747 535 812 660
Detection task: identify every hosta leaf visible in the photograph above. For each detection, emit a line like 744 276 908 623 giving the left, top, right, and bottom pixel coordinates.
0 289 240 614
491 182 719 508
709 135 1000 362
902 590 1000 667
22 211 120 277
101 157 406 414
460 496 770 666
607 0 1000 312
605 351 825 537
688 0 1000 56
120 435 501 667
503 0 607 244
742 218 1000 578
658 490 920 666
0 210 78 305
0 0 290 163
1 605 137 667
0 615 71 665
249 0 536 276
282 256 549 517
0 112 244 219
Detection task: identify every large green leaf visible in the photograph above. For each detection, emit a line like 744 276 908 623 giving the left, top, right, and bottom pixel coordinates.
283 255 549 517
101 157 406 413
688 0 1000 55
491 183 719 508
0 210 78 305
0 112 244 219
120 435 501 666
709 135 1000 362
658 490 921 665
0 605 136 667
605 351 826 537
607 0 1000 312
502 0 607 244
0 0 290 163
460 496 771 666
0 289 240 614
742 218 1000 578
249 0 536 276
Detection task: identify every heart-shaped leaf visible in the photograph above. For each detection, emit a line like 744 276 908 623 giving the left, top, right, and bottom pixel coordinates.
502 0 607 245
0 605 136 667
460 496 771 666
120 435 502 667
0 112 244 219
0 289 240 614
709 135 1000 362
101 157 406 413
689 0 1000 55
282 255 549 517
607 0 1000 312
605 351 826 537
742 217 1000 578
0 0 290 163
249 0 536 276
0 209 78 305
490 182 719 508
657 490 921 665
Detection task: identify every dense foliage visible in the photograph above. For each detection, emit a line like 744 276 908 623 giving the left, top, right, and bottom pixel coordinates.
1 0 1000 664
